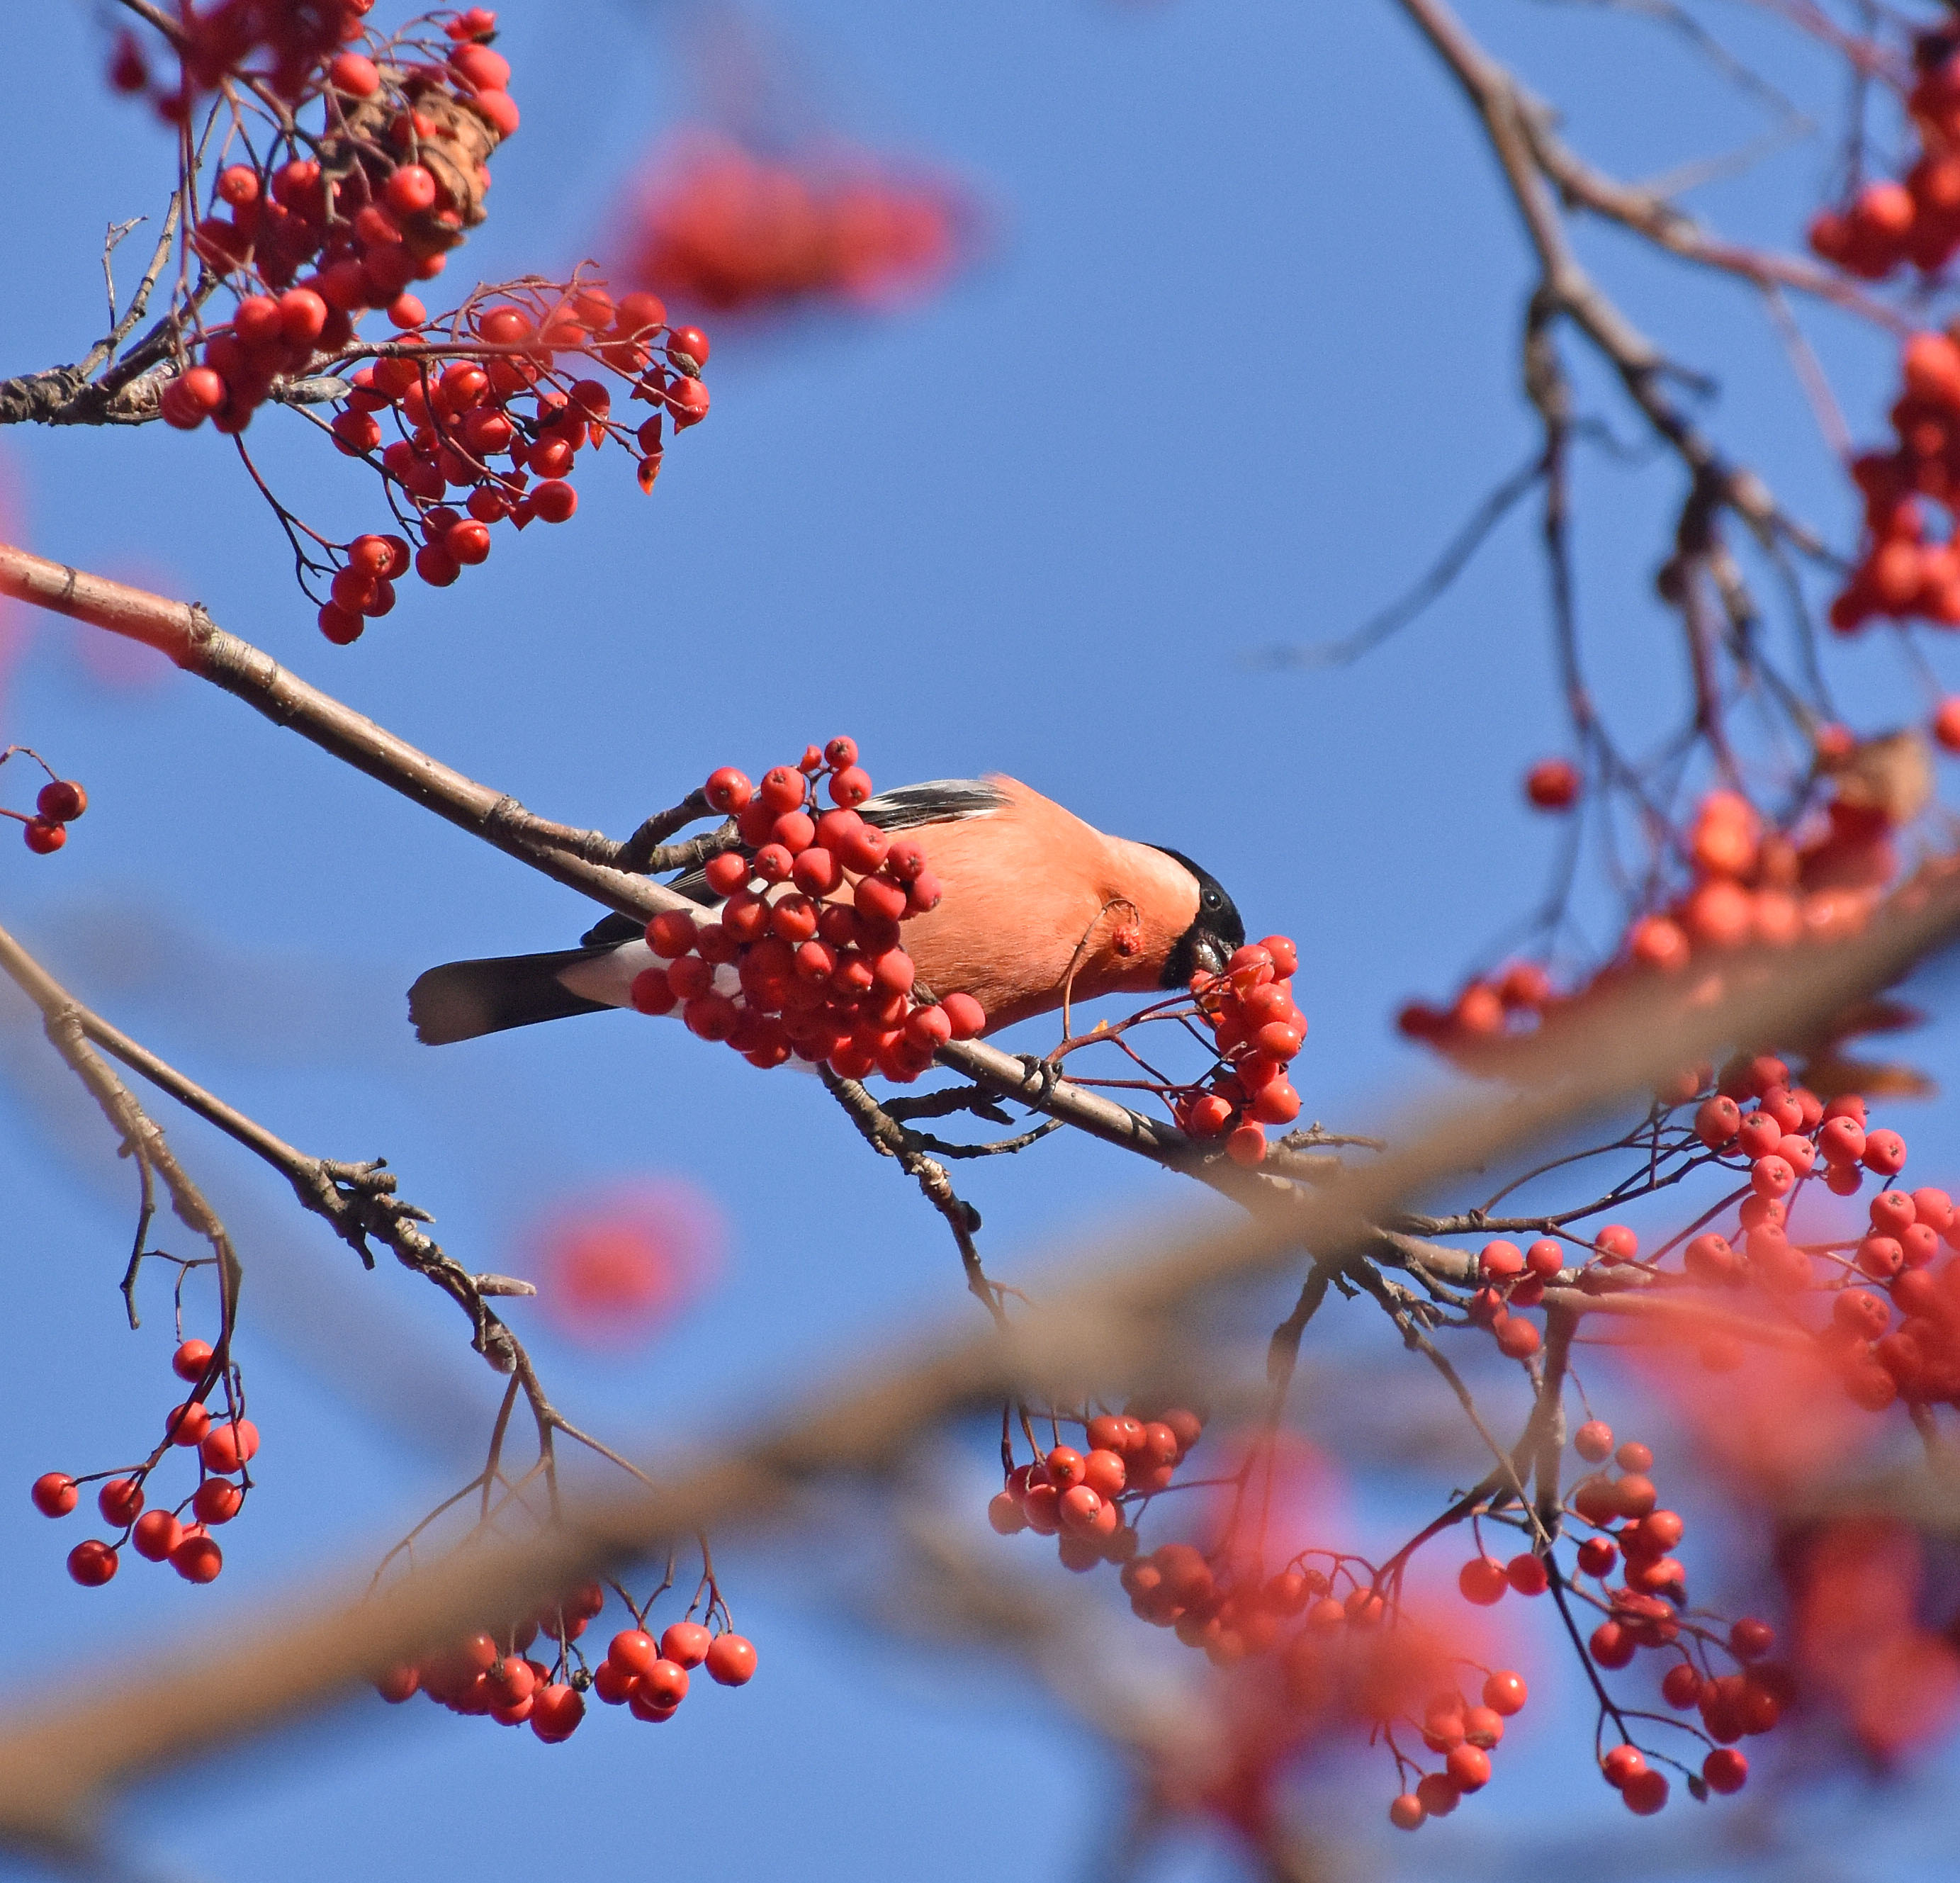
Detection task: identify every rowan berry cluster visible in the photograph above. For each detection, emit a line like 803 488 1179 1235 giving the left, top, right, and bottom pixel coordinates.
30 1338 255 1590
159 8 517 431
1684 1059 1960 1411
622 135 962 316
1172 939 1307 1167
629 738 983 1082
1130 1539 1533 1829
377 1583 756 1740
1807 30 1960 280
989 1407 1545 1831
985 1404 1206 1568
1406 768 1911 1056
0 749 87 855
1827 332 1960 634
1384 1665 1531 1828
1440 1050 1947 1382
120 7 709 630
1448 1418 1778 1819
312 285 709 641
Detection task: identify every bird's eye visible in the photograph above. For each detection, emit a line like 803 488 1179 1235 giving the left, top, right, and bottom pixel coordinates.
1204 890 1220 909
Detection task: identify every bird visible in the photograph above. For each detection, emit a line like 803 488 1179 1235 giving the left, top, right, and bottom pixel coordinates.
407 773 1246 1047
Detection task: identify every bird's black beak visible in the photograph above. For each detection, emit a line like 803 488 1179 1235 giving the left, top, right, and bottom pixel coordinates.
1190 931 1232 975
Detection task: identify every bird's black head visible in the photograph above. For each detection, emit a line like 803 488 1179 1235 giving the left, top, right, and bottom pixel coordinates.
1152 846 1246 987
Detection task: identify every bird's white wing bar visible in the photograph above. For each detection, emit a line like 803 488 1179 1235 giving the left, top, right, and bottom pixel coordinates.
858 779 1006 831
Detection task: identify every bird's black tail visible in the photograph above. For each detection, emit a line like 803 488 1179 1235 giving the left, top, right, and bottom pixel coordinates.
407 947 616 1045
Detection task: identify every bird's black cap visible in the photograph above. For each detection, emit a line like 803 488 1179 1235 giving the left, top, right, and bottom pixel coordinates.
1152 846 1246 987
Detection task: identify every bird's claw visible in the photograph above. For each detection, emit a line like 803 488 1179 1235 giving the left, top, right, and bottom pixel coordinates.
1016 1052 1062 1101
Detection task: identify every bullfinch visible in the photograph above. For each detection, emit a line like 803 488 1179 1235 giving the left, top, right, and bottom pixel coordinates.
408 773 1245 1045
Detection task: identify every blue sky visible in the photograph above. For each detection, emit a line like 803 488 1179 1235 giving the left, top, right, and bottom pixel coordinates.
3 2 1959 1878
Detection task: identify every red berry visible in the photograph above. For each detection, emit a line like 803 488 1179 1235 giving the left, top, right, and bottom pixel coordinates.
1729 1617 1774 1660
639 1658 689 1708
67 1539 118 1586
1444 1743 1490 1792
1661 1662 1702 1709
614 291 666 337
330 51 381 95
704 852 750 896
23 820 66 854
1575 1536 1617 1576
166 1402 211 1446
792 848 842 896
668 955 714 1000
31 1472 77 1517
179 369 227 422
668 326 710 366
607 1629 660 1679
492 1656 537 1707
533 479 578 524
1702 1748 1747 1794
1458 1556 1507 1605
278 288 328 347
1526 758 1579 810
1589 1621 1635 1668
666 378 710 428
758 767 806 814
1574 1420 1613 1462
1224 1122 1267 1166
170 1531 223 1582
193 1479 244 1525
133 1509 184 1561
445 519 492 566
704 1632 757 1685
1864 1128 1908 1176
471 89 520 137
386 164 439 215
1388 1794 1426 1831
1414 1772 1460 1818
705 767 752 812
172 1338 214 1381
1695 1095 1740 1148
529 1683 585 1742
1505 1551 1548 1596
376 1665 420 1704
97 1478 144 1527
317 604 364 646
415 543 460 587
1601 1744 1646 1789
659 1621 711 1668
199 1419 259 1473
829 766 873 809
1621 1768 1669 1815
647 909 699 957
682 991 738 1041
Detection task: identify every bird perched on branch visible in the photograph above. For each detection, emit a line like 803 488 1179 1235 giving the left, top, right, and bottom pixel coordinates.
409 775 1244 1047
